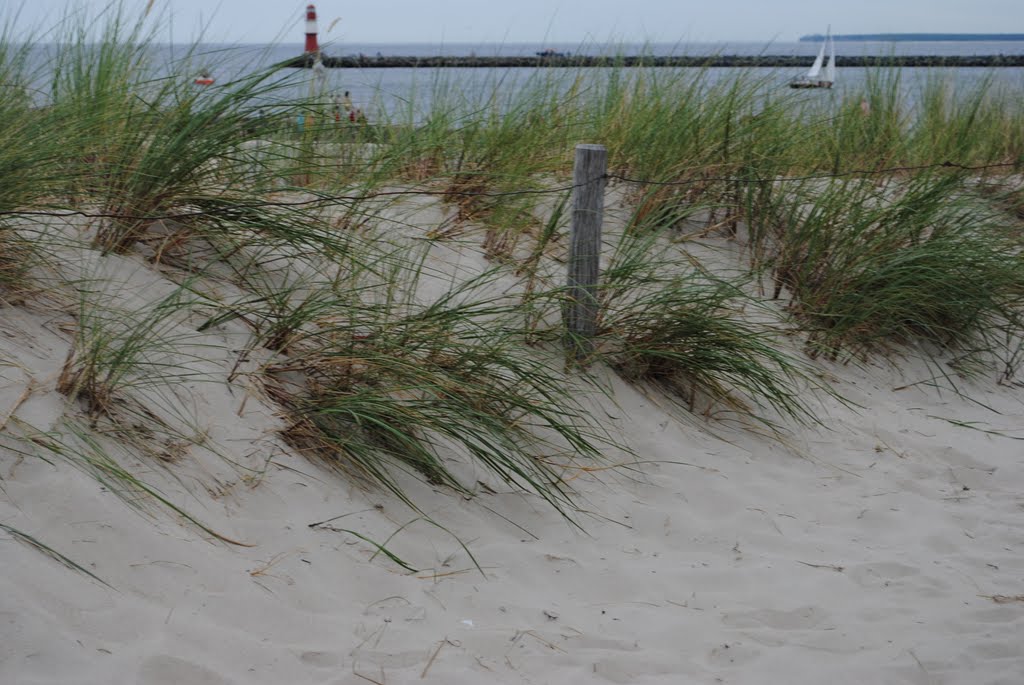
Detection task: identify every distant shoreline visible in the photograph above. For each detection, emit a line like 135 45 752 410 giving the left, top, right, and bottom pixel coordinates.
800 34 1024 42
288 54 1024 69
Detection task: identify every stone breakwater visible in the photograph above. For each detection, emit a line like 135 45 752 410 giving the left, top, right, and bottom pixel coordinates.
286 54 1024 69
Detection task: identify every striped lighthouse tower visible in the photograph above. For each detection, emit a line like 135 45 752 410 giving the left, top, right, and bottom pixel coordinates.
304 4 319 54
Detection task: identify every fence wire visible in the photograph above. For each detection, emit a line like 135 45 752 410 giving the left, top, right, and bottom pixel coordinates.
0 159 1019 224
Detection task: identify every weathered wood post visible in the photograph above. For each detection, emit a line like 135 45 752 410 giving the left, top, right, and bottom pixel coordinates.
564 143 607 363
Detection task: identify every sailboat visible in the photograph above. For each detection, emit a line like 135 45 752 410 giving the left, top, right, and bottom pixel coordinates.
790 29 836 89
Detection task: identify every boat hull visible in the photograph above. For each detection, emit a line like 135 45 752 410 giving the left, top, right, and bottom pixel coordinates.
789 81 833 89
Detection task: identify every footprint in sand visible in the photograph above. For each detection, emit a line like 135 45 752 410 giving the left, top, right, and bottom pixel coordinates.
352 649 427 670
362 596 426 623
139 655 233 685
568 634 641 653
299 650 344 668
591 656 690 684
707 640 760 667
963 604 1023 625
847 561 950 595
721 605 827 630
968 640 1024 660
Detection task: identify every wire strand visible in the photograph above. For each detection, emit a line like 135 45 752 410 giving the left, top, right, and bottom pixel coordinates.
0 159 1018 223
605 160 1019 187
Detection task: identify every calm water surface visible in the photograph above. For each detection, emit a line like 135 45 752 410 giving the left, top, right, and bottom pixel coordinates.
26 41 1024 117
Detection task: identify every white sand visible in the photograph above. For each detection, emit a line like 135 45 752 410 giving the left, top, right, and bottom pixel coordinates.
1 203 1022 685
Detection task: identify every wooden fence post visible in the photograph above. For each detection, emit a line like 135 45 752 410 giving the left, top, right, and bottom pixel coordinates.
564 143 607 363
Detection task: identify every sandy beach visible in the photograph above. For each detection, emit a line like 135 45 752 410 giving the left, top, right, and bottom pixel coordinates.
1 189 1022 685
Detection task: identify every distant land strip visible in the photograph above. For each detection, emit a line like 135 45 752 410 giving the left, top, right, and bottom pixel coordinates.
800 33 1024 42
287 54 1024 69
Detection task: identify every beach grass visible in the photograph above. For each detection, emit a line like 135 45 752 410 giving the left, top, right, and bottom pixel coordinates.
593 224 821 430
1 7 1023 535
754 171 1024 373
250 246 613 515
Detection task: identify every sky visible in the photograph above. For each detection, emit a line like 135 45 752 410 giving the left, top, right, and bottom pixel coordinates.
9 0 1024 45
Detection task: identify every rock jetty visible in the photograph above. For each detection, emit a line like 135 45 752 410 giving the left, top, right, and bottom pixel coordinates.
286 54 1024 69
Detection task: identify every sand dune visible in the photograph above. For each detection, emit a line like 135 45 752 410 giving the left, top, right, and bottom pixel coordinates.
1 201 1022 685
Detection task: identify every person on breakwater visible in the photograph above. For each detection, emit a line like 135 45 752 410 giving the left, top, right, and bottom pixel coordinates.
338 90 357 123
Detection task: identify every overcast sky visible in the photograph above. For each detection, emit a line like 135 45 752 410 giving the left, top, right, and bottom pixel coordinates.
10 0 1024 44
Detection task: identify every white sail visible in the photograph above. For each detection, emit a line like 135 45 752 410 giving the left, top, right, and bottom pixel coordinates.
789 26 836 89
806 40 826 78
823 36 836 83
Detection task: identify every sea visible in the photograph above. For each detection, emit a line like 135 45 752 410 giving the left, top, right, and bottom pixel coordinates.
27 40 1024 117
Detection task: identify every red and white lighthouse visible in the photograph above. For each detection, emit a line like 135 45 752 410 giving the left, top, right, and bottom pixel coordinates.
304 4 319 54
